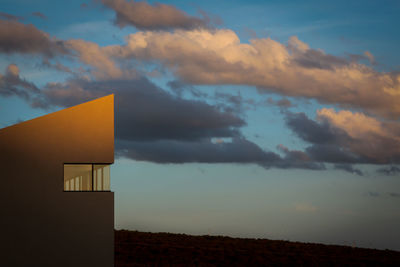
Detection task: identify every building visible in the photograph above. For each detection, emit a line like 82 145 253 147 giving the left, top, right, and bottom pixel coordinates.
0 95 115 267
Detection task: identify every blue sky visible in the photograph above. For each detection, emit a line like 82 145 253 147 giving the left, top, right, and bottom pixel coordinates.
1 0 400 250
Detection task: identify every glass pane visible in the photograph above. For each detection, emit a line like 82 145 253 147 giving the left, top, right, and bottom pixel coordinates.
64 164 92 191
93 165 110 191
103 165 110 191
93 169 97 190
97 168 102 191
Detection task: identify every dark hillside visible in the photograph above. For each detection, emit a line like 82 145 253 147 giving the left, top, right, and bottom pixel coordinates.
115 230 400 266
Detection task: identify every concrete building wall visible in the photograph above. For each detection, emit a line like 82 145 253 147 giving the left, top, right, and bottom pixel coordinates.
0 95 115 267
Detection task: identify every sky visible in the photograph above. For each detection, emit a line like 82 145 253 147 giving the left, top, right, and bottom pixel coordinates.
1 0 400 251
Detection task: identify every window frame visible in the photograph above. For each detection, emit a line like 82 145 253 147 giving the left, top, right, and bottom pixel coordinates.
63 163 112 192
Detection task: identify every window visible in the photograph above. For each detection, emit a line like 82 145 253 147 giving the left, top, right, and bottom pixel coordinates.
64 164 111 191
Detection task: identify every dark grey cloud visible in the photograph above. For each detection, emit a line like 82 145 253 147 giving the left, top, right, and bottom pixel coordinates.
41 58 72 73
377 166 400 176
167 81 252 114
334 164 363 176
367 191 380 197
0 64 39 100
101 0 210 30
116 138 325 169
284 111 400 165
167 80 186 97
0 12 23 21
288 37 349 70
32 12 47 19
214 92 242 106
292 49 349 70
214 92 245 114
267 97 294 108
285 112 342 145
305 144 362 164
389 192 400 198
0 19 67 56
116 138 279 164
276 144 325 170
348 51 376 65
283 111 400 177
167 80 208 99
366 191 400 198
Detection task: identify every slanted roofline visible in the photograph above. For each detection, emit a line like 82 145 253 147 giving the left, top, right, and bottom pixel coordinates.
0 94 114 132
0 94 114 164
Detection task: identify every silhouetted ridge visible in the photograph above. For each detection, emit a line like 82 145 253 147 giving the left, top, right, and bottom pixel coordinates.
115 230 400 266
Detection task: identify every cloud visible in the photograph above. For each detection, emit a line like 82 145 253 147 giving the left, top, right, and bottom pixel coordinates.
267 97 294 108
377 166 400 176
389 192 400 198
117 138 326 169
334 164 363 176
0 19 67 56
317 108 400 163
213 91 248 114
285 109 400 164
0 12 24 21
101 0 210 30
364 51 375 65
285 111 342 145
41 58 72 73
116 138 280 164
32 12 47 19
366 191 400 198
367 191 380 197
166 79 209 99
104 29 400 118
305 144 362 164
288 36 349 70
276 144 325 170
65 39 129 79
0 64 39 99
